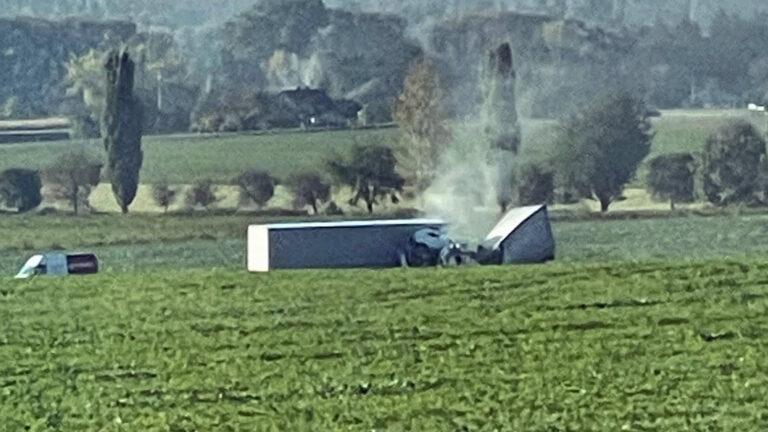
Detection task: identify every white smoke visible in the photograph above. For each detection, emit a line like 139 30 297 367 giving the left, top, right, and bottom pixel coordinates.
421 41 525 243
421 121 510 243
300 53 325 89
265 50 326 91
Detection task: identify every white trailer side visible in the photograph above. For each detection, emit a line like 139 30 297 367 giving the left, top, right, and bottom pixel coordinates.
247 219 446 272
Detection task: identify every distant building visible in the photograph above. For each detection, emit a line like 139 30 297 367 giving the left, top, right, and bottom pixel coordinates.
277 87 362 128
0 117 71 144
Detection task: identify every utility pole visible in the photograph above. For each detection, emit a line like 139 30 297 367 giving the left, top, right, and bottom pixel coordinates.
156 71 163 111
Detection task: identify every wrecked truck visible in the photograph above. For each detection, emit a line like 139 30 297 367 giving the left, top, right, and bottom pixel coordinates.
402 205 555 267
246 205 554 272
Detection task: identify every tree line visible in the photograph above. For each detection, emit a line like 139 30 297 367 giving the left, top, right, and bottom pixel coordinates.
0 144 405 216
393 56 768 214
4 51 767 216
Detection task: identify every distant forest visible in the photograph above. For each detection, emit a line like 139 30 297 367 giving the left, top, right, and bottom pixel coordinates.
2 0 767 30
1 0 768 132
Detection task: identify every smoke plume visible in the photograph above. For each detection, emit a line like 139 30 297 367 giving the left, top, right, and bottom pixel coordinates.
422 42 521 242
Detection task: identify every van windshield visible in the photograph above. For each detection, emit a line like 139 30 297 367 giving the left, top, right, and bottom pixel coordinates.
14 255 44 279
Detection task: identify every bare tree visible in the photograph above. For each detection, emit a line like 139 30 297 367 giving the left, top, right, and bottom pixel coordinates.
234 171 276 208
185 180 219 210
43 151 102 214
151 181 178 213
289 172 330 214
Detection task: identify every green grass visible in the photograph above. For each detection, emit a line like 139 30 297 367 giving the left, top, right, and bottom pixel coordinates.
554 213 768 262
2 260 768 429
0 109 748 187
0 128 397 184
0 239 244 275
0 211 427 254
0 213 254 252
648 110 748 158
1 212 767 275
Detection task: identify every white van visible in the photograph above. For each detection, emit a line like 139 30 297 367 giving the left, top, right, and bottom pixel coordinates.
15 253 99 279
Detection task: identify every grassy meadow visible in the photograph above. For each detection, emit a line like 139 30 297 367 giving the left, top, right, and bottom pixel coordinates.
3 260 768 430
0 108 760 272
1 211 768 275
0 110 767 430
0 108 747 214
0 109 748 188
0 128 397 184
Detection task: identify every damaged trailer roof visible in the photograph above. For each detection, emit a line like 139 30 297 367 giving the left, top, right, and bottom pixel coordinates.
479 205 555 265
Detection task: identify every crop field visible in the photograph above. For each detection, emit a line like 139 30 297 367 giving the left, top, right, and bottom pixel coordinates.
2 260 768 430
0 110 763 430
0 213 254 252
1 211 768 275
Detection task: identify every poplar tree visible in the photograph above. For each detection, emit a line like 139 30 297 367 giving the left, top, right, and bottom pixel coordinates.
102 50 143 213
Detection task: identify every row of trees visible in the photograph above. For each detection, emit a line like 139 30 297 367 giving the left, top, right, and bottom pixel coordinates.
0 152 101 214
513 100 768 212
0 142 406 215
392 54 768 214
155 171 332 214
161 144 405 214
647 120 768 209
2 50 143 215
5 104 761 217
391 56 654 214
509 98 768 213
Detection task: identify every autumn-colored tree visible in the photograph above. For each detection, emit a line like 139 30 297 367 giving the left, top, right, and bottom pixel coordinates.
393 57 451 193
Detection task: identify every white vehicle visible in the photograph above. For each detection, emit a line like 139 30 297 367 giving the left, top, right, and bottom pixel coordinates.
15 253 99 279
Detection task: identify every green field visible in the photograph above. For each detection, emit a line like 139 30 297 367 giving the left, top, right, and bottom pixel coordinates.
0 110 749 187
3 260 768 429
0 128 397 184
0 110 765 430
1 211 768 275
648 110 748 158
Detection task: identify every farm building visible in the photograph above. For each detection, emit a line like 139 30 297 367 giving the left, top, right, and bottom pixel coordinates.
477 205 555 265
0 117 71 144
247 219 446 272
277 87 362 128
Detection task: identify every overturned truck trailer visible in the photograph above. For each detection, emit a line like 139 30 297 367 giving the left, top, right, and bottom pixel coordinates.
247 219 446 272
246 205 555 272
